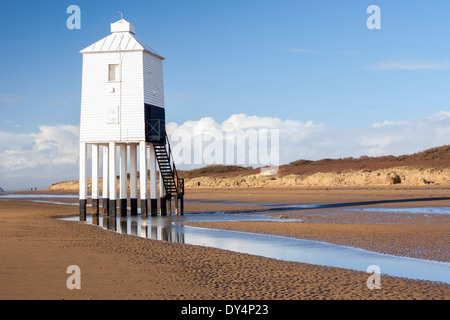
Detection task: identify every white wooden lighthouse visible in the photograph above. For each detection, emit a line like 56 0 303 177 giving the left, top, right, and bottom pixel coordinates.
79 18 184 219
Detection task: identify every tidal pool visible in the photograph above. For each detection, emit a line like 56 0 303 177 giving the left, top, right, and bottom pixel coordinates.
63 213 450 284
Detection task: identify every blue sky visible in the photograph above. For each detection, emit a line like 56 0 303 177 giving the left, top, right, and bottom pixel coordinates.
1 0 450 190
2 0 450 130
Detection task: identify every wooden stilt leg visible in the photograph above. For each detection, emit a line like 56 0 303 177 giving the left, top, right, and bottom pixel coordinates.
79 142 87 221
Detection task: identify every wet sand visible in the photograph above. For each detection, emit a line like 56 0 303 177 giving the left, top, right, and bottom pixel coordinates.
184 188 450 263
0 187 449 300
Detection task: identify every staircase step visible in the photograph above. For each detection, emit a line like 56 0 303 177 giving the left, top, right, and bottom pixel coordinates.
152 141 184 196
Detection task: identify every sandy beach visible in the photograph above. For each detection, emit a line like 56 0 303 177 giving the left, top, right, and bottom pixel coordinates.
0 187 449 300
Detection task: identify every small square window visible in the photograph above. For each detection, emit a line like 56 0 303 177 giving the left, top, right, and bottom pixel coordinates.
108 64 120 82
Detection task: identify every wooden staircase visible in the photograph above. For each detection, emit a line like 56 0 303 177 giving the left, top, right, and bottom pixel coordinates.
153 139 184 197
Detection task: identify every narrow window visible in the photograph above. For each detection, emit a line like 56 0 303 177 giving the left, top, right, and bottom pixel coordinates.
108 64 120 82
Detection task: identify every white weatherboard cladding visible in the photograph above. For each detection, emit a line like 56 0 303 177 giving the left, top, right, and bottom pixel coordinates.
80 51 145 143
143 52 165 108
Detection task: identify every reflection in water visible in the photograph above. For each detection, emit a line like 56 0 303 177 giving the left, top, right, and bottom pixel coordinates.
79 213 292 244
92 216 100 226
96 216 186 243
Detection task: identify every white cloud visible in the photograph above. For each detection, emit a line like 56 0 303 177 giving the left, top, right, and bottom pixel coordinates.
370 120 409 128
167 112 450 166
429 111 450 120
0 125 79 190
302 113 450 158
368 60 450 71
167 114 321 168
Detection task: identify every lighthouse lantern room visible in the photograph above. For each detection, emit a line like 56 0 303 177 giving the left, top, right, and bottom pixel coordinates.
79 18 184 220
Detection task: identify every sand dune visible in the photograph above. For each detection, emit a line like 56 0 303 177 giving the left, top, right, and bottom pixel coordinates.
184 167 450 188
47 166 450 191
47 145 450 191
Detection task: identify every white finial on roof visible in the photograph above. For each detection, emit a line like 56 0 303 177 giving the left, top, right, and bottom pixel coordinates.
111 16 136 34
118 10 123 20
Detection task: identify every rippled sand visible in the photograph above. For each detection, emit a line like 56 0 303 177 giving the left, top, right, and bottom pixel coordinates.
0 187 449 300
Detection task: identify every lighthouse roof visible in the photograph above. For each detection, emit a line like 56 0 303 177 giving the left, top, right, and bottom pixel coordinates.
80 19 164 59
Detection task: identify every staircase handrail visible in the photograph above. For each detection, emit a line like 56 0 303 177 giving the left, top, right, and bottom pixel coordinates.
160 125 184 195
